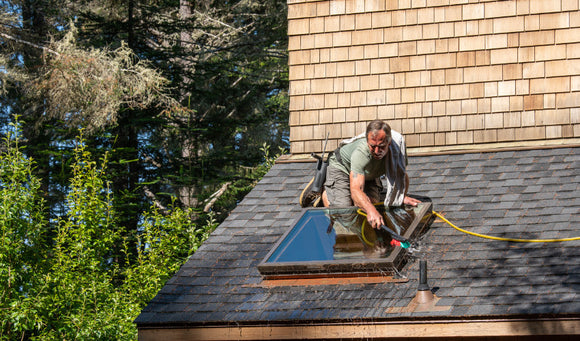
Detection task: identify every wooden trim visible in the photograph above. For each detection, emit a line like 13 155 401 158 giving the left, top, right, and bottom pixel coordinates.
278 140 580 163
138 318 580 340
251 274 408 287
406 139 580 157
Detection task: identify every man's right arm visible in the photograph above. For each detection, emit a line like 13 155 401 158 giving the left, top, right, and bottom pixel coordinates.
350 172 384 229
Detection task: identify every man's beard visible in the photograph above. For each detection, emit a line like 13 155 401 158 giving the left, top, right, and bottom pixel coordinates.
372 149 387 159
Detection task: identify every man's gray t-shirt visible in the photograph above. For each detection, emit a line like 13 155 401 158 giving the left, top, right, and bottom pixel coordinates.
327 130 408 206
328 136 385 180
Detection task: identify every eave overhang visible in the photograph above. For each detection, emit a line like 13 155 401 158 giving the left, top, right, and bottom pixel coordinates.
138 316 580 340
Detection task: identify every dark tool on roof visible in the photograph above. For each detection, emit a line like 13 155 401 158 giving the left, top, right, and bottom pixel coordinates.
381 224 411 248
381 225 411 249
310 132 330 193
380 224 407 243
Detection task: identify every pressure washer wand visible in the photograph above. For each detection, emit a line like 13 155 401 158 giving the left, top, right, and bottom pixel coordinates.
380 224 411 248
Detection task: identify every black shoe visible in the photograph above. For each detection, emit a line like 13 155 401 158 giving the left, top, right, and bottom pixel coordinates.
299 176 321 207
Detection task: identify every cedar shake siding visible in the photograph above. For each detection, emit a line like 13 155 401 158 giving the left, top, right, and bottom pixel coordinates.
287 0 580 155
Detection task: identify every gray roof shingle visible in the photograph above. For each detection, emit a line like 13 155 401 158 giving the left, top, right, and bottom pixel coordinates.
135 147 580 327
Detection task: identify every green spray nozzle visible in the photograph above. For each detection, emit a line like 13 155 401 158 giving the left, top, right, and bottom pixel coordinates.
390 239 411 249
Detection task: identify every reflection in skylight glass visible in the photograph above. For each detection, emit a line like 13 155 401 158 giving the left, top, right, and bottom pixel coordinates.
258 203 433 278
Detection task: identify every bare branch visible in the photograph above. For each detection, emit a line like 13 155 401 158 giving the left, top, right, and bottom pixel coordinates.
144 186 169 215
0 32 59 56
203 182 231 213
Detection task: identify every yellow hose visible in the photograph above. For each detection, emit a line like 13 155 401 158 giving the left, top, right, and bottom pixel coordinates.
357 209 378 246
433 211 580 243
357 207 580 243
360 223 373 246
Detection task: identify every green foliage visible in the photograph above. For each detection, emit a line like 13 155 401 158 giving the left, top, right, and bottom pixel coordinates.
0 0 290 338
31 133 122 340
0 121 47 340
0 126 222 340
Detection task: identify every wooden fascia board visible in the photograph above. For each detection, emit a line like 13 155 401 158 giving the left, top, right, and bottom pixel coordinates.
138 317 580 340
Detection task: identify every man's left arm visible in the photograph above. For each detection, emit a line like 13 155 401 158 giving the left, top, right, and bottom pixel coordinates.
403 173 421 206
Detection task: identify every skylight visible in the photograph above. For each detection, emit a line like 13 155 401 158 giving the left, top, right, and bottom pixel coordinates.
258 202 433 279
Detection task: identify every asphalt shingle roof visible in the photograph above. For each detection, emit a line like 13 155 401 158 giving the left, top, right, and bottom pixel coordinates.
135 146 580 327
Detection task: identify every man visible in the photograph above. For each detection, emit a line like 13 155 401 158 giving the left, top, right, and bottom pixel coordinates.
301 120 420 230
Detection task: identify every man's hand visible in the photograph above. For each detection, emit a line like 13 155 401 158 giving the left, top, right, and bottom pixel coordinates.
403 195 421 207
366 209 384 229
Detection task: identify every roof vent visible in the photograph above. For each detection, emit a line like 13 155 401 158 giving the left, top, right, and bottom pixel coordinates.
386 258 451 314
415 260 434 304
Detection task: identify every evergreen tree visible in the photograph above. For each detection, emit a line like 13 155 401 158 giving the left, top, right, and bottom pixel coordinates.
1 0 288 221
0 2 289 337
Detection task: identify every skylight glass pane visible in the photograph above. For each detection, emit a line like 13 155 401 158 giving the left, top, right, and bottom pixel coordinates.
258 202 433 278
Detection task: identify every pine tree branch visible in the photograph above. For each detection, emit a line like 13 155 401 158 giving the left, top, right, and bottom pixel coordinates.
0 32 59 56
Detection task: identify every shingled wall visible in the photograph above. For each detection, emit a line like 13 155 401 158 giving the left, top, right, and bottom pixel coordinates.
287 0 580 155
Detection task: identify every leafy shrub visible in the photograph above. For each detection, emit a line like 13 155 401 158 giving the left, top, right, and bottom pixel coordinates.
0 121 276 340
0 124 217 340
0 122 47 340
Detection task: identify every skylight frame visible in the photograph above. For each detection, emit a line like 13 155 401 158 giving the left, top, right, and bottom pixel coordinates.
258 202 433 279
